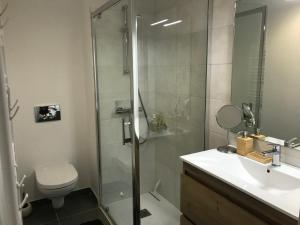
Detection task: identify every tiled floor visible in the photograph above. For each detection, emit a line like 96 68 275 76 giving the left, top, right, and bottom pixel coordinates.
102 181 131 206
108 192 180 225
23 188 104 225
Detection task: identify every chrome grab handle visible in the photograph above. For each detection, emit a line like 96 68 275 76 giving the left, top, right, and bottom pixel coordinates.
19 193 29 210
0 3 8 18
7 86 20 120
0 17 8 29
16 175 26 188
10 98 19 111
122 118 132 145
123 31 129 74
9 105 20 120
122 5 129 75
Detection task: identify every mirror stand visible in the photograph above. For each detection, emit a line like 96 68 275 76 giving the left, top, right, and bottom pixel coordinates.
217 130 237 153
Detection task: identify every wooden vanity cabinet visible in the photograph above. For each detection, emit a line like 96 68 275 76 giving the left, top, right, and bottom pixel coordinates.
180 215 194 225
180 162 298 225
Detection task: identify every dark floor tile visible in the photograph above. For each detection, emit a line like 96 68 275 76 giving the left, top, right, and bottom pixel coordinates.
56 188 98 219
42 221 60 225
60 208 103 225
81 221 103 225
23 199 57 225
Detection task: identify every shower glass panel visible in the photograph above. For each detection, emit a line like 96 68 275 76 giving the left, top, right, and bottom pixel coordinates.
92 1 134 224
136 0 208 224
92 0 208 224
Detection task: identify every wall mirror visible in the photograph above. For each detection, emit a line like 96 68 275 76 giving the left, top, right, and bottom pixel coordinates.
231 0 300 147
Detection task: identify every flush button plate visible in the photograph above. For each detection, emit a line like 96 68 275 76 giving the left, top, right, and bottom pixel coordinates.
34 104 61 123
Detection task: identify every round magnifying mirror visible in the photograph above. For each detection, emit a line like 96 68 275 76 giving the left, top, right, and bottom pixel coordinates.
216 105 243 153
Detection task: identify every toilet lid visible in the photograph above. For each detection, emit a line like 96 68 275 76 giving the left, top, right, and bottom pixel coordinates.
35 163 78 189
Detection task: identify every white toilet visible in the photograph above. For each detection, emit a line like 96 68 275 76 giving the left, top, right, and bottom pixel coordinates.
35 163 78 209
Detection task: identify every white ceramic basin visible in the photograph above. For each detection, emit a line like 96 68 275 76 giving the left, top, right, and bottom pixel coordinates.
181 149 300 220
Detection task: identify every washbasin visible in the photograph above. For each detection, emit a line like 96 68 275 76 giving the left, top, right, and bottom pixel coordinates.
181 149 300 219
237 156 300 195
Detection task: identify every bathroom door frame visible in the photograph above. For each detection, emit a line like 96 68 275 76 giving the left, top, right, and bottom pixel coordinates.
91 0 141 225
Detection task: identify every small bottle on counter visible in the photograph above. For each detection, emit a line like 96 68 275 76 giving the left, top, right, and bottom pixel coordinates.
250 128 266 141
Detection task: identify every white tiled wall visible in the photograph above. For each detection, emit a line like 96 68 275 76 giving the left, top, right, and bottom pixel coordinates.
148 0 208 208
207 0 235 149
135 0 208 209
5 0 100 201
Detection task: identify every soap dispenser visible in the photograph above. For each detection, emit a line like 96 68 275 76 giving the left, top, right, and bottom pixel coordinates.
250 128 266 141
236 131 253 156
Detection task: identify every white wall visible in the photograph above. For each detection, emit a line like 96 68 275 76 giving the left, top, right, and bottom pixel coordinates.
0 11 22 222
4 0 106 201
82 0 108 200
0 69 22 225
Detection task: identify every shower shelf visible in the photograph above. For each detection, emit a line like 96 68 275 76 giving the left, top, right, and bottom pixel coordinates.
115 107 142 114
148 130 175 139
148 128 190 139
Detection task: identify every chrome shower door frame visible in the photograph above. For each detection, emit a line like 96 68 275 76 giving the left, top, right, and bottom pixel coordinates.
91 0 141 224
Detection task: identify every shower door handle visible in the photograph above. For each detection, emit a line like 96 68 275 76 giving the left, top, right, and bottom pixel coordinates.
122 5 129 75
122 118 132 145
123 29 129 74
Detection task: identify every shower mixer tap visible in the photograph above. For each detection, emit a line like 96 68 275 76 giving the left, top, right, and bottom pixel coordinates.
122 117 132 145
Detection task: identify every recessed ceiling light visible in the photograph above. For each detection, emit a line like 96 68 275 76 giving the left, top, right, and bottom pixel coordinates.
163 20 182 27
150 19 169 26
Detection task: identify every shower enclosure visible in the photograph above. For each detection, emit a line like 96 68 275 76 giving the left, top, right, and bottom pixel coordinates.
91 0 209 224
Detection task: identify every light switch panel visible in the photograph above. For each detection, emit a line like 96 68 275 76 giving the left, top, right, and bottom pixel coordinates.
34 105 61 122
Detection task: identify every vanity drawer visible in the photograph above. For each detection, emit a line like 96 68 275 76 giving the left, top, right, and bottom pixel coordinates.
180 174 269 225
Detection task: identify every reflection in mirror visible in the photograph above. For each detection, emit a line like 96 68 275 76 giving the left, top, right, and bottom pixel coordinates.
242 103 256 129
231 5 266 134
232 0 300 144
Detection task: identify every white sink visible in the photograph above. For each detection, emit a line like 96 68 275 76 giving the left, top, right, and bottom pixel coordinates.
181 149 300 220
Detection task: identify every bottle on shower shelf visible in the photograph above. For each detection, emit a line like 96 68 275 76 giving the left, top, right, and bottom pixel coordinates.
150 113 167 132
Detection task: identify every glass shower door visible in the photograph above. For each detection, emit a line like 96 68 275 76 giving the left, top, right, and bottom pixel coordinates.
92 1 138 224
92 0 208 224
135 0 209 225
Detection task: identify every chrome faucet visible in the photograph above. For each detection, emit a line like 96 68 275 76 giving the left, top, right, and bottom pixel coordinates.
291 143 300 148
262 145 281 166
285 137 300 148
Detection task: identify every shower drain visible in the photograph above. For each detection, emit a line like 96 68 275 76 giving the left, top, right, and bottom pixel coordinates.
140 209 152 219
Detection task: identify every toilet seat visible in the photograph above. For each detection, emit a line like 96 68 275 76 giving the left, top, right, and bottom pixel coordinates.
35 163 78 190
